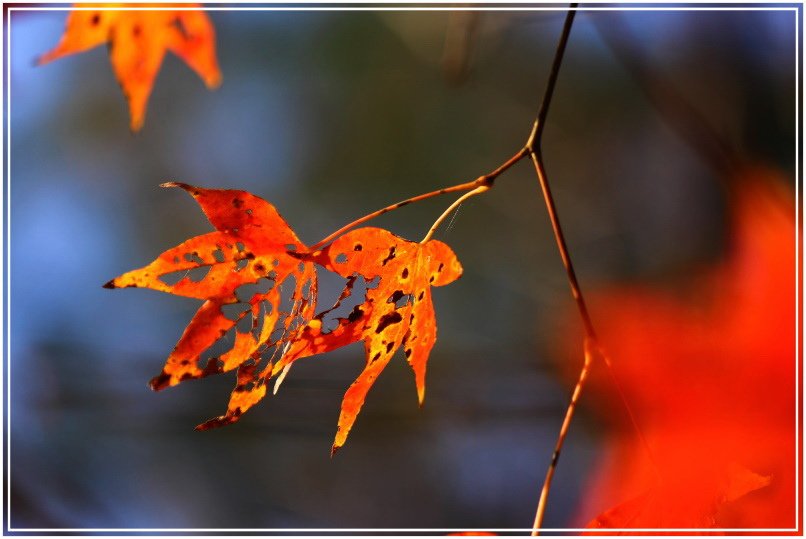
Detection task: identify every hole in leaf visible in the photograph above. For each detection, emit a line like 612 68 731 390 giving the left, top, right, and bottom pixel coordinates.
235 277 276 302
188 266 211 282
318 274 371 333
236 309 255 334
235 258 250 272
366 276 381 290
387 291 412 309
212 248 225 263
158 270 186 286
184 252 204 264
222 302 250 321
335 253 348 264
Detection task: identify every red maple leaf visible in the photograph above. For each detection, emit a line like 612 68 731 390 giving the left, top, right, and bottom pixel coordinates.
565 169 798 531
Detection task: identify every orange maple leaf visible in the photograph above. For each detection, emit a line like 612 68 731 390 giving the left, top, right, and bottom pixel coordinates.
198 227 463 452
105 182 317 392
566 169 797 531
38 4 221 131
107 189 463 451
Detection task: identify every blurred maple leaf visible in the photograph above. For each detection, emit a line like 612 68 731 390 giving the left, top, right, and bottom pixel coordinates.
562 168 797 531
38 4 221 130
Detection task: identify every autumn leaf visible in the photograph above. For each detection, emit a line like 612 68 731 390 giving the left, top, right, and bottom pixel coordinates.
38 4 221 130
562 169 796 530
585 463 772 531
105 182 317 394
198 227 463 452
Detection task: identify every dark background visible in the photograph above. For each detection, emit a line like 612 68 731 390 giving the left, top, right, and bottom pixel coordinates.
7 6 796 530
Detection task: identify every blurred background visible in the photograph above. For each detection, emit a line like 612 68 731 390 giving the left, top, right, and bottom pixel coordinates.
8 6 797 530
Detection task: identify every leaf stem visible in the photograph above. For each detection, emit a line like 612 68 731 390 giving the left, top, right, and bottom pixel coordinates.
421 184 489 243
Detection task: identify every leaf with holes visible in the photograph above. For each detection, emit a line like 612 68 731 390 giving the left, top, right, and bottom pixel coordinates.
38 4 221 130
198 227 462 452
105 183 317 402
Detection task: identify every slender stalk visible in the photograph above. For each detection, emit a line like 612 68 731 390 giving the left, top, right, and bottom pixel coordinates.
311 148 528 250
529 150 597 341
527 4 577 151
421 185 489 243
527 7 659 530
310 181 479 251
525 5 599 535
532 338 595 534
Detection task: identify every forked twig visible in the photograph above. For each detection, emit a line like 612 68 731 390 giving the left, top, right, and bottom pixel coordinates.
523 4 602 535
301 7 647 531
526 7 661 533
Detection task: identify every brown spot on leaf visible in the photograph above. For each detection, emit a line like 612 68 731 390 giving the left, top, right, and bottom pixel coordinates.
348 305 364 322
382 246 396 265
375 311 403 333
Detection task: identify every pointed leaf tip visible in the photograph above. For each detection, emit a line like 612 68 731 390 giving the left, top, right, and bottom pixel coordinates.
149 371 171 392
102 279 116 289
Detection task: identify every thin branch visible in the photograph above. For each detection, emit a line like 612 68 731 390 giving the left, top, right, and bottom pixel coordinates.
528 149 597 341
310 148 527 251
527 7 659 531
310 181 480 251
532 337 595 534
524 4 602 535
527 4 577 152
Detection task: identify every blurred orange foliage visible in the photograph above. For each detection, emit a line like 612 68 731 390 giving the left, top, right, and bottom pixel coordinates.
39 4 221 130
570 169 798 531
